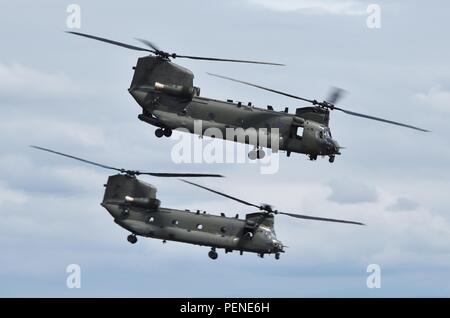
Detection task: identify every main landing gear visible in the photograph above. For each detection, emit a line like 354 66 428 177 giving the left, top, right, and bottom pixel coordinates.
127 234 137 244
248 148 265 160
275 253 280 260
308 154 336 163
208 247 218 260
155 128 172 138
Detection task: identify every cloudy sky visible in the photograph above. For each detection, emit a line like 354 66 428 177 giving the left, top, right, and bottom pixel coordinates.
1 0 449 297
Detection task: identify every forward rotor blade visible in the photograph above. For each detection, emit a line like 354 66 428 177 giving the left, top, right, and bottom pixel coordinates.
180 180 261 209
142 173 223 178
178 56 284 66
30 145 121 172
277 211 365 226
209 73 428 132
208 73 312 102
181 180 364 225
66 31 155 53
334 106 430 132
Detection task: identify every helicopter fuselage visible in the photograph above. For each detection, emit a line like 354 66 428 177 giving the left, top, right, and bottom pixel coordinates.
103 203 283 255
101 174 284 259
128 56 340 162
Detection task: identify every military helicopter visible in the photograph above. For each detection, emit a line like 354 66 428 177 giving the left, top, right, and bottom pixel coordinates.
67 31 428 163
31 145 364 260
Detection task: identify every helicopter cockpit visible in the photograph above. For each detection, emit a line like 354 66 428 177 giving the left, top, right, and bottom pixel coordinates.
256 226 284 253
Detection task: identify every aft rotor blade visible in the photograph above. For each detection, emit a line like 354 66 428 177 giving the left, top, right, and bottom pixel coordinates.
66 31 155 53
142 173 223 178
208 73 313 102
277 211 365 226
31 146 223 177
30 145 122 172
334 106 430 132
180 180 261 209
326 87 346 105
134 38 161 52
178 56 284 66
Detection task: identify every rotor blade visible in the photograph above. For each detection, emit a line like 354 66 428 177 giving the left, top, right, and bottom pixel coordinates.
277 211 365 226
334 106 430 132
134 38 161 52
180 180 261 209
30 145 122 172
179 56 284 66
142 173 223 178
66 31 155 53
208 73 313 102
31 146 224 177
326 87 346 105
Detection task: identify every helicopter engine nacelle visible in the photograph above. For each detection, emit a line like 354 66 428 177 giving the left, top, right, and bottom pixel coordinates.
292 116 305 127
125 196 161 210
154 82 195 98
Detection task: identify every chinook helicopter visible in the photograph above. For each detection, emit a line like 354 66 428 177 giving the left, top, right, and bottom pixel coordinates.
31 145 364 260
67 31 428 163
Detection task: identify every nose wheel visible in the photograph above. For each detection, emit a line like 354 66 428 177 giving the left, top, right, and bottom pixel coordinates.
127 234 137 244
208 248 218 260
329 155 335 163
275 253 280 260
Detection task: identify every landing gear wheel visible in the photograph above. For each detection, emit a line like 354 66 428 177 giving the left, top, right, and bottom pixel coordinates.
163 129 172 137
208 250 218 260
329 155 335 163
127 234 137 244
256 149 265 159
155 128 164 138
309 155 317 161
248 150 257 160
275 253 280 260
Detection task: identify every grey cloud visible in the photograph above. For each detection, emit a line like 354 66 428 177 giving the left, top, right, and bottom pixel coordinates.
387 197 419 212
415 86 450 113
0 62 80 99
327 179 378 204
247 0 368 15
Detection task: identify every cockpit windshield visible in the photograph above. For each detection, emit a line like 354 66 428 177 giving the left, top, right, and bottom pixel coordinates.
318 128 331 139
262 228 274 240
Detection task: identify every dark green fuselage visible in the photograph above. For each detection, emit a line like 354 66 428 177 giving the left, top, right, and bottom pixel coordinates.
128 56 340 158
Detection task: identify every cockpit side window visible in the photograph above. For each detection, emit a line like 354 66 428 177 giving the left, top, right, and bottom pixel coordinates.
319 131 324 139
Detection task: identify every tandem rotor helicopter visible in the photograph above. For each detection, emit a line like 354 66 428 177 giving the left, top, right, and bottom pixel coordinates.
32 146 364 260
67 31 428 163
